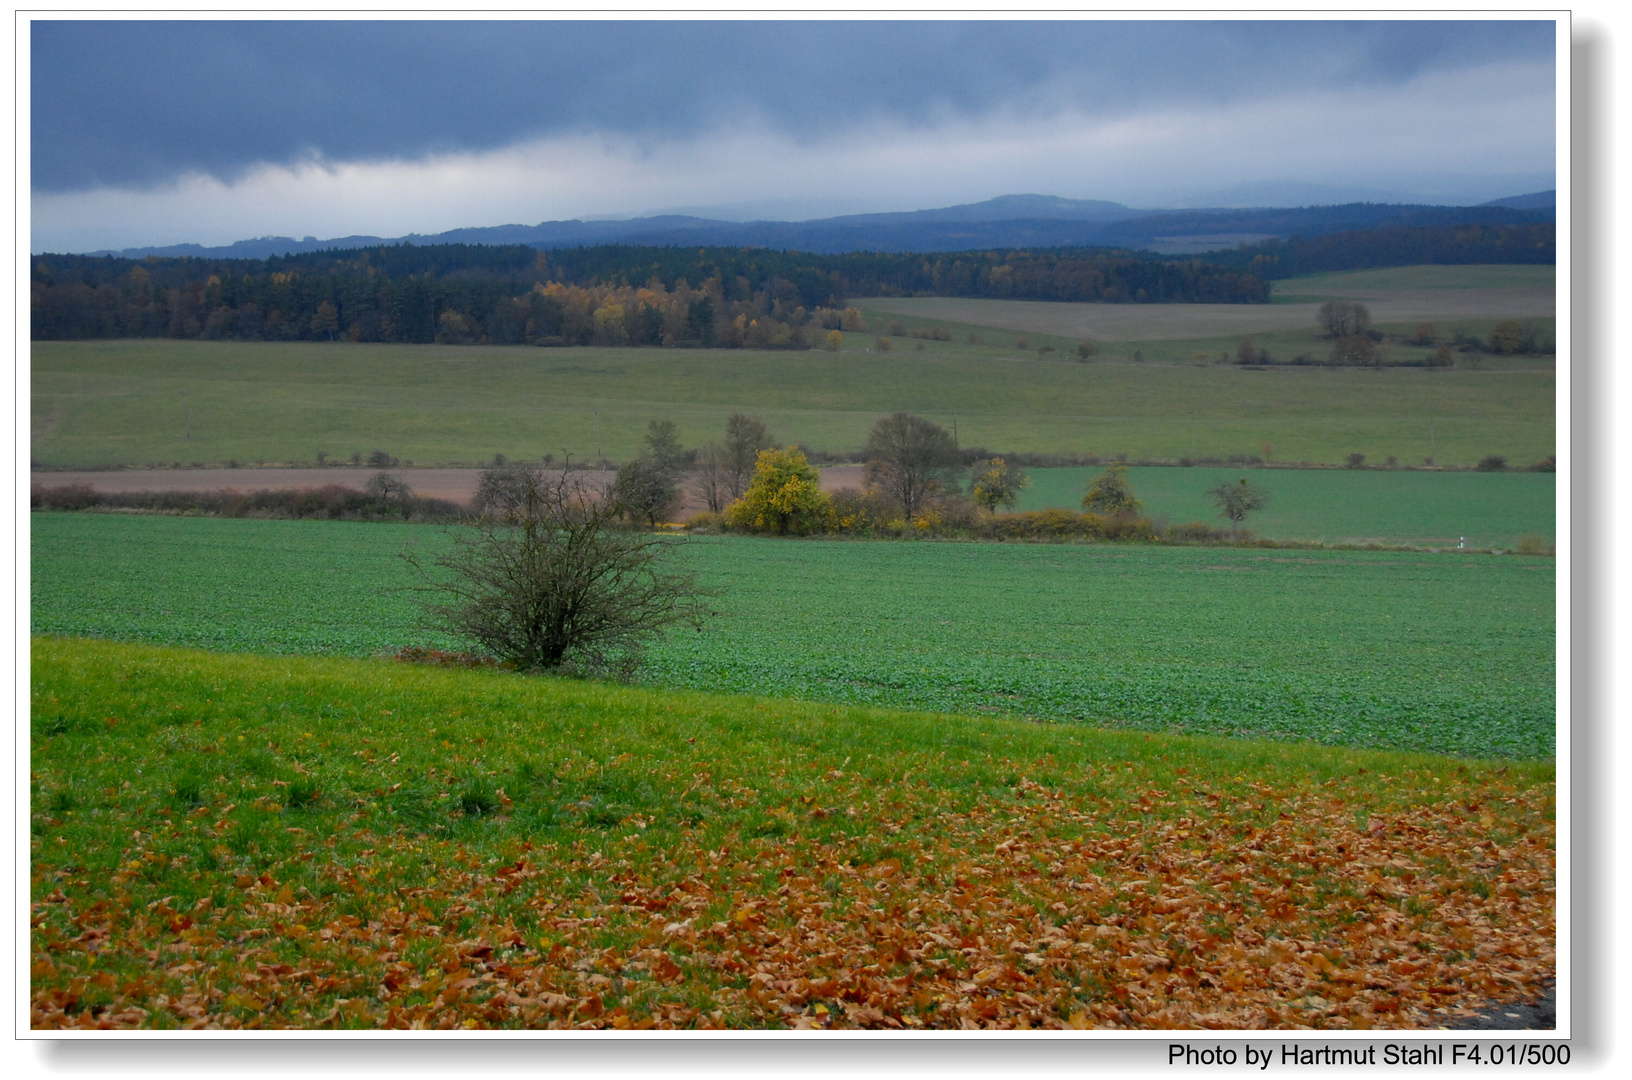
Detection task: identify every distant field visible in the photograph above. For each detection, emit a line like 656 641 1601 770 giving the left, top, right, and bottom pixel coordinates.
1019 467 1555 548
859 264 1556 343
32 514 1555 758
31 339 1554 468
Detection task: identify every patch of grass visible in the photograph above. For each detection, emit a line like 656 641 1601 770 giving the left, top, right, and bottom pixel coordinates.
31 335 1552 467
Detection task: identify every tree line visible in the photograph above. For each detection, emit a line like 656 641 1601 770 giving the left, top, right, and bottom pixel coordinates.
31 242 1269 344
1203 223 1555 281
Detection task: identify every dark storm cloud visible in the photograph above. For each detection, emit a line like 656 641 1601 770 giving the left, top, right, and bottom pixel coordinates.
31 19 1555 192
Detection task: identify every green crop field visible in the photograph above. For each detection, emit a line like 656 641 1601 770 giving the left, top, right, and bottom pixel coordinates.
31 337 1553 469
31 514 1555 758
1017 467 1555 548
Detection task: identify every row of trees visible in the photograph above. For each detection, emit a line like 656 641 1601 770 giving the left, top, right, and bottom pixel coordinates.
1203 223 1555 280
31 241 1271 343
591 411 1273 540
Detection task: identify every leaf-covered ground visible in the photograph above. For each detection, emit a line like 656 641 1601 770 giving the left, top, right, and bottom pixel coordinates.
31 639 1554 1030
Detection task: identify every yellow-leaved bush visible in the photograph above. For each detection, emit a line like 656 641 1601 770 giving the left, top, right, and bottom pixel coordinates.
726 447 835 535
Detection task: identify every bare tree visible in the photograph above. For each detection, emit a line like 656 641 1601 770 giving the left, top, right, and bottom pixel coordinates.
865 412 961 521
613 420 691 527
693 441 731 513
406 466 708 675
1317 300 1371 338
723 413 775 502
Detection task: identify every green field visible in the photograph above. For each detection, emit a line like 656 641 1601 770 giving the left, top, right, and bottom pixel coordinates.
29 637 1556 1029
31 514 1555 758
1017 467 1555 548
31 338 1554 469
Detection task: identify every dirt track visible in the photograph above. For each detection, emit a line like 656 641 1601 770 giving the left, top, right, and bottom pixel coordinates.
31 465 871 517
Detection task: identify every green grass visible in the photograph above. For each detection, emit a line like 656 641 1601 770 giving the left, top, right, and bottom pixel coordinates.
31 338 1554 468
29 636 1555 1029
31 514 1555 758
1017 467 1555 548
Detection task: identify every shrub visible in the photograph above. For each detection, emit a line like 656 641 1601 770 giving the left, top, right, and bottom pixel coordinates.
404 467 709 674
1346 453 1366 469
1476 455 1508 472
1488 319 1526 355
978 509 1156 542
1164 521 1233 543
1530 455 1556 472
824 330 843 351
684 510 726 533
31 482 101 511
828 487 897 534
1515 534 1554 556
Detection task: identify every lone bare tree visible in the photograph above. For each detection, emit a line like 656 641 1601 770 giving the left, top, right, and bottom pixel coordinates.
406 466 708 675
865 412 961 521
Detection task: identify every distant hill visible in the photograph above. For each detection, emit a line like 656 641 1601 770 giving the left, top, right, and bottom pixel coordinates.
1478 190 1556 211
75 192 1554 261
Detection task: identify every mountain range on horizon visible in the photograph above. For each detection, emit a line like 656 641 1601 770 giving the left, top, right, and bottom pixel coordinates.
72 190 1556 262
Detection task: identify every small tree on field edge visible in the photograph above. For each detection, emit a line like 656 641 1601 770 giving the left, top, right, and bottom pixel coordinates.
1082 463 1142 516
1206 478 1269 535
970 457 1029 512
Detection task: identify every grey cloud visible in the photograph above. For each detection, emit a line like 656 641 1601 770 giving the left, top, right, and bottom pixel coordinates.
31 19 1554 192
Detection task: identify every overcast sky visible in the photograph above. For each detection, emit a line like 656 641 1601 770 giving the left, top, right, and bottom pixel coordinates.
29 18 1558 253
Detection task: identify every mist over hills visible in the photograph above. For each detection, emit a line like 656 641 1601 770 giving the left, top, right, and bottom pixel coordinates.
77 191 1555 261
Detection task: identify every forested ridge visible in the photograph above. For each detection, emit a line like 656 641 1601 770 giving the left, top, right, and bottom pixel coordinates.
31 219 1552 346
30 244 1267 345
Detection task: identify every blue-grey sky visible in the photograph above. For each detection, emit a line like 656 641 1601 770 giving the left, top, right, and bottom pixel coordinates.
29 18 1559 252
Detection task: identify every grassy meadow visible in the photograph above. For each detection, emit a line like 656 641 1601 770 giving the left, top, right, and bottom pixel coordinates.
29 339 1555 470
31 513 1555 759
1017 467 1555 549
30 637 1555 1029
857 264 1556 351
32 263 1555 470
